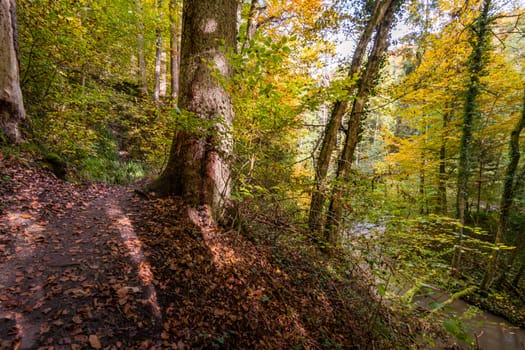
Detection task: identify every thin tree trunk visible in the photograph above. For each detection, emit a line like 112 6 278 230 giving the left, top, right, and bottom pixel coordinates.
475 158 484 224
241 0 258 51
419 163 427 214
512 250 525 288
152 0 239 222
308 0 394 236
453 0 492 270
136 0 148 97
154 0 164 102
169 0 180 102
324 1 400 244
437 112 450 214
481 87 525 290
0 0 25 144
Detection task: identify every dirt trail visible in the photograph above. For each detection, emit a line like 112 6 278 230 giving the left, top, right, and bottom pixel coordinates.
0 162 161 349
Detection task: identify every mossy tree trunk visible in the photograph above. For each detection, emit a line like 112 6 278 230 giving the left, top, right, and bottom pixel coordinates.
153 0 239 222
0 0 25 144
453 0 492 271
481 87 525 290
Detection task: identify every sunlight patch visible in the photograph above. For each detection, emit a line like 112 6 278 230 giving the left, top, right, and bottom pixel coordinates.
5 211 43 258
106 205 161 318
187 207 244 269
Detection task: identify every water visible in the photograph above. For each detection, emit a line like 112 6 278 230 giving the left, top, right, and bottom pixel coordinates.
415 290 525 349
346 220 525 349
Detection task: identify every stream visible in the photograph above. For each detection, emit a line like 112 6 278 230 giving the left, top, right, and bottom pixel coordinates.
415 289 525 349
344 221 525 349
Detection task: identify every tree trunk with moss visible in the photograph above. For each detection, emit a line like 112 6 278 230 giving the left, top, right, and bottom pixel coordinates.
0 0 25 144
481 87 525 290
153 0 238 221
453 0 492 270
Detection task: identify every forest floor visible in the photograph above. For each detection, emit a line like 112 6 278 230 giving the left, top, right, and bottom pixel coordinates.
0 155 418 349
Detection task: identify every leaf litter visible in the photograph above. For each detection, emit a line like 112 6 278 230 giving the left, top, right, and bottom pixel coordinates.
0 155 415 349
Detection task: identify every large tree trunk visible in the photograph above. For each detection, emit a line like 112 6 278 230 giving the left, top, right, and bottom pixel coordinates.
481 87 525 290
324 0 400 244
153 0 239 221
308 0 394 236
453 0 492 270
0 0 25 144
169 0 180 102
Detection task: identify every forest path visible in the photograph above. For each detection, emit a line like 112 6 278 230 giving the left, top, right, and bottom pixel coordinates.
0 160 162 349
0 157 400 350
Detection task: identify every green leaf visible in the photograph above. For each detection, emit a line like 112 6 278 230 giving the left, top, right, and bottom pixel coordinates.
443 318 472 344
429 301 444 310
377 283 386 296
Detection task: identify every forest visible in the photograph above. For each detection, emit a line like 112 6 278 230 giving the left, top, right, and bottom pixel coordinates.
0 0 524 348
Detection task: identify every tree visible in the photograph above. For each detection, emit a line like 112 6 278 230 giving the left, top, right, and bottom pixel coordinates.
169 0 181 102
481 87 525 290
152 0 239 221
453 0 492 270
153 0 164 102
136 0 148 97
0 0 25 144
324 0 402 244
308 0 396 236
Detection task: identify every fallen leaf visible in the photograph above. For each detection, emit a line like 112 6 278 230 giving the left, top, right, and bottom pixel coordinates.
89 334 101 349
40 323 50 334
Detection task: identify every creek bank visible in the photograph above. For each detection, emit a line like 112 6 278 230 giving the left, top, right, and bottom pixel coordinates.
414 288 525 349
345 220 525 349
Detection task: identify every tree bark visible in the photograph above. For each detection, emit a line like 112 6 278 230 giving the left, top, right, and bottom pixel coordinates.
308 0 394 236
453 0 492 270
0 0 25 144
169 0 180 102
512 249 525 288
481 87 525 290
324 0 400 244
136 0 148 97
241 0 258 51
153 0 239 221
437 112 450 215
154 0 163 102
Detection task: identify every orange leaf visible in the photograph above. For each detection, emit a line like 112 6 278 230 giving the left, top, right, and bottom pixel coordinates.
89 334 101 349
